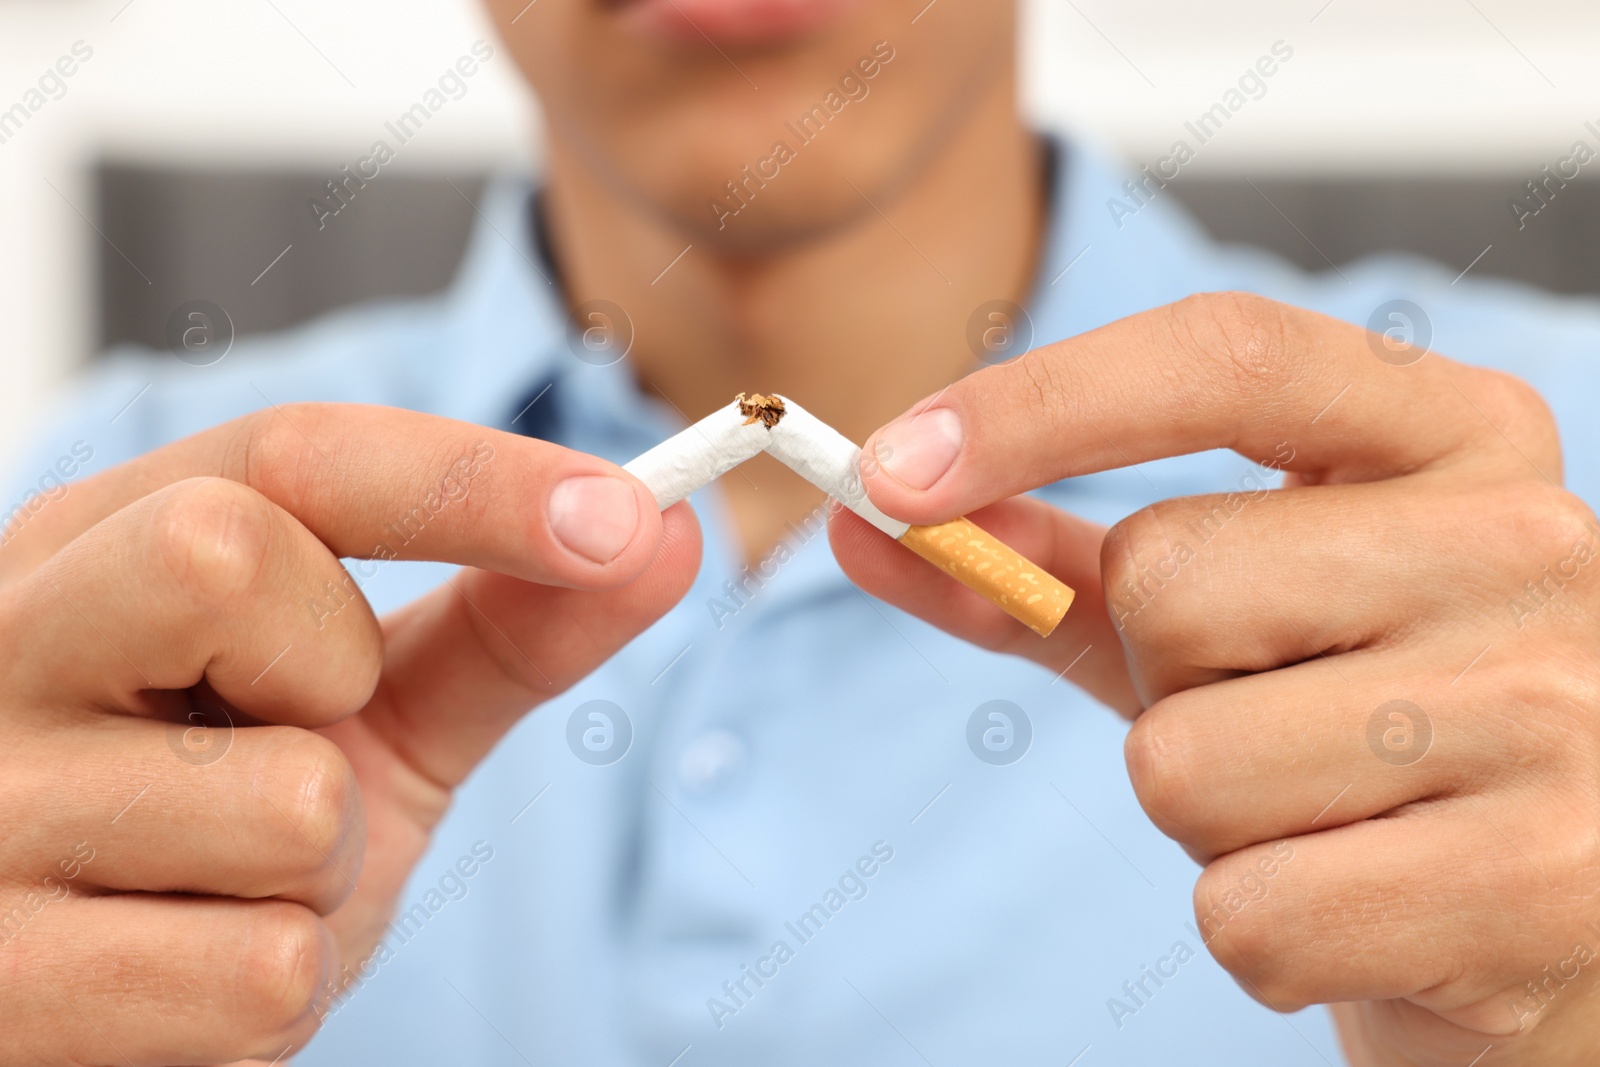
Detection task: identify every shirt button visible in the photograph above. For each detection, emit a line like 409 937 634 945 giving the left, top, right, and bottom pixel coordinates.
678 729 747 794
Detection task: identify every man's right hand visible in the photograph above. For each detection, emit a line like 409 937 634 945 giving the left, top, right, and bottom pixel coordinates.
0 402 699 1065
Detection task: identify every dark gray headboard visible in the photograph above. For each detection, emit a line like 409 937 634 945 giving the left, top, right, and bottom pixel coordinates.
1171 177 1599 297
94 164 1598 354
95 167 486 354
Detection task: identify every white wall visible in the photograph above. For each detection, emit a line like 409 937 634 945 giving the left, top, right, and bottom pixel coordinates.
0 0 532 461
1025 0 1600 175
2 0 1597 460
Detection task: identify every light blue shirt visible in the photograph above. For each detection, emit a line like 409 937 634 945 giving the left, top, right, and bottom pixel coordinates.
13 138 1600 1065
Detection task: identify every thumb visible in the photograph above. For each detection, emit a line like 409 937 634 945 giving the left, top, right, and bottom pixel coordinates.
361 502 702 789
828 494 1139 717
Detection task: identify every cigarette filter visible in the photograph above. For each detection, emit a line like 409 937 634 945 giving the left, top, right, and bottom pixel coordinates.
623 393 1074 637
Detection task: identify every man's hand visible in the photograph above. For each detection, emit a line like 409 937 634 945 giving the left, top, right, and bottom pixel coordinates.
832 292 1600 1065
0 403 698 1065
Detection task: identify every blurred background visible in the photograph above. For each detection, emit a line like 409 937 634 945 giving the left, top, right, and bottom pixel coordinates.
2 0 1598 462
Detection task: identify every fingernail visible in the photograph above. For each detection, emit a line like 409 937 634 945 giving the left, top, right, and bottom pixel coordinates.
548 475 640 564
874 408 963 490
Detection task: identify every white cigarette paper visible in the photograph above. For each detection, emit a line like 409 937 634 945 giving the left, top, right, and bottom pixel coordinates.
623 393 1074 637
624 397 907 538
622 400 771 512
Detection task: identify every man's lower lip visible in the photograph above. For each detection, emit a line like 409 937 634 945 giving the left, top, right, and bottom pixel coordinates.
614 0 862 46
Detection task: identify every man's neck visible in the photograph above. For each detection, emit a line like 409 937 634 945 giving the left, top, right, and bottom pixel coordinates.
541 77 1046 560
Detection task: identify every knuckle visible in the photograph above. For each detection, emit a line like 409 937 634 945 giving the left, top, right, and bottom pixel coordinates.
1539 487 1595 553
238 901 333 1036
1101 507 1166 593
1101 505 1203 646
148 477 275 605
1193 862 1298 1007
1559 818 1600 891
1170 292 1295 401
258 728 362 886
229 403 338 508
1124 700 1202 838
1496 369 1555 424
1474 659 1600 780
1474 368 1560 451
1512 485 1597 566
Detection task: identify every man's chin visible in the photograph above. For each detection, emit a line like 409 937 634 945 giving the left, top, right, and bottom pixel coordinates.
644 175 884 257
608 0 867 48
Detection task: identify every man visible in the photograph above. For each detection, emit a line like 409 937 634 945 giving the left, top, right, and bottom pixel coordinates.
3 0 1600 1063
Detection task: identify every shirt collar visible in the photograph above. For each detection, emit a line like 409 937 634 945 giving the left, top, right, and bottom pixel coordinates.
1025 133 1222 346
433 176 692 455
438 136 1214 434
431 176 572 429
432 139 1210 471
424 137 1203 613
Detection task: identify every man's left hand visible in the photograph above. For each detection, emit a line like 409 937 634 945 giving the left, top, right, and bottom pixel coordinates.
833 292 1600 1066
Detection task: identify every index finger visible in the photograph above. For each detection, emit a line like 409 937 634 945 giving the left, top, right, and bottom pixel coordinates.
0 402 664 589
859 292 1560 522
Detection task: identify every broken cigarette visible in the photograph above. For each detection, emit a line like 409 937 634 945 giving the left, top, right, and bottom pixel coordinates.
624 393 1074 637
